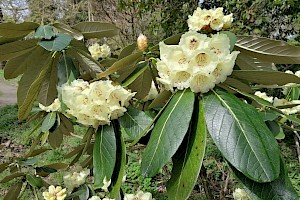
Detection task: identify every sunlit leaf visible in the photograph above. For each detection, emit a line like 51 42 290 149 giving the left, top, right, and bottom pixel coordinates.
0 22 39 38
33 25 55 39
119 43 136 59
39 33 72 52
42 112 57 132
53 23 84 40
72 22 119 39
236 53 275 71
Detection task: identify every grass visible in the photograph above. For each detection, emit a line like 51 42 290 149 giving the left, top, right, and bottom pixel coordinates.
0 105 299 199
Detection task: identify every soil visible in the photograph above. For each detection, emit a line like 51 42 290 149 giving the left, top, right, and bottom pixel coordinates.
0 79 17 108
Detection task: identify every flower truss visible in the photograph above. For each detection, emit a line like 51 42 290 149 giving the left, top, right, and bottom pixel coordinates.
43 185 67 200
63 168 90 192
88 43 111 60
61 79 135 127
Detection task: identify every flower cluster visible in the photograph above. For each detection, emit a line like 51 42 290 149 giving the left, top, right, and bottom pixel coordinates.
43 185 67 200
188 7 233 31
273 97 300 115
39 98 61 112
124 191 152 200
88 43 111 60
156 31 239 93
232 188 250 200
254 91 273 103
88 196 114 200
61 79 135 127
63 168 90 192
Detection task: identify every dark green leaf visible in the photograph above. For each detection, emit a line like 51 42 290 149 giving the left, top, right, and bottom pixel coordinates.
122 61 149 87
26 148 51 157
0 36 24 45
0 172 25 183
42 112 57 132
36 166 57 176
223 77 253 93
3 182 22 200
119 106 153 140
110 121 126 198
0 163 11 173
231 70 300 86
98 51 143 78
93 125 116 189
141 89 195 177
235 35 300 64
38 33 72 51
167 98 206 200
203 89 280 182
59 114 74 135
53 23 84 40
57 54 79 86
231 158 298 200
0 39 38 61
0 22 39 38
128 67 152 100
33 25 55 39
100 58 118 68
48 126 63 149
148 90 172 109
236 53 274 71
38 52 61 105
43 163 68 170
72 22 119 39
17 47 53 120
119 43 136 59
26 174 43 188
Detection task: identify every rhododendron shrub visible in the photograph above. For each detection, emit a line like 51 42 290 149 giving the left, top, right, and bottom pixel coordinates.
0 6 300 200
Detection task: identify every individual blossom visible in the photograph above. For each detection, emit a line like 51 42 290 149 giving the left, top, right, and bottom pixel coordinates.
88 43 111 60
232 188 250 200
61 79 135 127
101 176 111 192
63 168 90 192
43 185 67 200
39 98 61 112
223 13 233 29
210 8 225 31
137 33 148 51
124 191 152 200
254 91 273 103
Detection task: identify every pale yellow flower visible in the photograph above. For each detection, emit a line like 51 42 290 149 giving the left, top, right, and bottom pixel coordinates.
43 185 67 200
88 196 101 200
189 73 216 93
233 188 250 200
223 13 233 29
39 98 61 112
88 43 111 60
124 191 152 200
254 91 273 103
63 169 90 192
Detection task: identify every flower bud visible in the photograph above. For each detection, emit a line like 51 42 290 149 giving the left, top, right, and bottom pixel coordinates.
137 33 148 51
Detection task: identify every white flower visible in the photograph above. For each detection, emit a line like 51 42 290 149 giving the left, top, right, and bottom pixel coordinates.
102 198 115 200
137 33 148 51
233 188 250 200
43 185 67 200
189 73 216 93
223 13 233 29
39 98 61 112
209 33 231 58
210 8 224 31
179 31 209 57
273 97 300 115
63 169 90 192
101 176 111 192
254 91 273 103
88 43 111 60
88 196 101 200
124 191 152 200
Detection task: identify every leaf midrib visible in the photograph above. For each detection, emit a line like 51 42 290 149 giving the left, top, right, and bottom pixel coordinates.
212 90 271 180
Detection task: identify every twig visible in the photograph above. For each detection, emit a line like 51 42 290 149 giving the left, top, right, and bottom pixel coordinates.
199 166 214 200
220 172 230 200
70 132 83 140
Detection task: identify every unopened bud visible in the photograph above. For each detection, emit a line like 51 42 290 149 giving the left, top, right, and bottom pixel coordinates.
137 33 148 51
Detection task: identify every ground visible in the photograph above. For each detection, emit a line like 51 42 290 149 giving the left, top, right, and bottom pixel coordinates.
0 76 17 107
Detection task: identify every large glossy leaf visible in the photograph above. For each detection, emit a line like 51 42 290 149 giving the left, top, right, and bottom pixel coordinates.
110 121 126 198
231 70 300 86
53 23 84 40
26 174 43 188
235 35 300 64
57 54 79 86
148 90 172 109
33 25 55 39
38 33 72 51
119 43 136 59
236 53 275 71
4 49 35 79
48 126 63 149
223 77 253 93
122 61 149 87
0 35 25 45
0 172 25 183
128 67 152 100
0 39 38 61
167 98 207 200
203 89 280 182
17 47 53 120
72 22 119 39
3 182 23 200
119 106 153 140
38 52 61 105
141 89 195 177
98 51 143 78
231 158 298 200
93 125 116 189
0 22 39 38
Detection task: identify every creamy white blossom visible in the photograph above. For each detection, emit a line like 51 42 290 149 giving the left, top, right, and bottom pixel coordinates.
63 168 90 192
39 98 61 112
43 185 67 200
88 43 111 60
61 79 135 127
254 91 273 103
88 196 101 200
188 7 233 31
157 31 239 93
233 188 250 200
124 191 152 200
273 97 300 115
